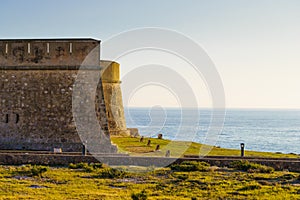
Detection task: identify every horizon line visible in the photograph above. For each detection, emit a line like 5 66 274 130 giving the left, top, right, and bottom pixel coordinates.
124 106 300 110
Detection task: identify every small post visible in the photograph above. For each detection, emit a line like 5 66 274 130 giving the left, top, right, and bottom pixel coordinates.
82 144 87 156
147 139 151 146
240 143 245 157
139 136 144 142
82 141 87 156
155 145 160 151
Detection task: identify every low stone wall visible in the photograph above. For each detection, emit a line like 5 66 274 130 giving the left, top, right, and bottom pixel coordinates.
0 153 300 172
180 158 300 172
0 153 97 166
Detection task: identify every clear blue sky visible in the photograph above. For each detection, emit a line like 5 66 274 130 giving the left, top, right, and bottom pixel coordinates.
1 0 300 108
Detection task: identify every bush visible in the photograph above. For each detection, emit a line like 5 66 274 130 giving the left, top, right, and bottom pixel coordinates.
69 162 103 172
30 165 49 177
238 184 262 191
169 161 210 172
152 168 172 176
131 190 148 200
16 165 49 177
279 174 296 180
230 160 274 173
97 167 127 179
91 163 104 169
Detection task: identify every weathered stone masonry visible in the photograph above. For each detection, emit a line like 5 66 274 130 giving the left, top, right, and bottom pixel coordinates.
0 39 128 152
101 60 130 136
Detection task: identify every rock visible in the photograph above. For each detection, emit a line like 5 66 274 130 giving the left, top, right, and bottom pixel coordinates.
128 128 140 137
29 185 47 189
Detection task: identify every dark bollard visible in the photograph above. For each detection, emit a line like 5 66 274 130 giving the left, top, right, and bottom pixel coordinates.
240 143 245 157
155 145 160 151
147 139 151 146
82 144 87 156
140 136 144 142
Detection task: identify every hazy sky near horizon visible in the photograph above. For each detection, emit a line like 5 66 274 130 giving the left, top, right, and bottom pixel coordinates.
1 0 300 109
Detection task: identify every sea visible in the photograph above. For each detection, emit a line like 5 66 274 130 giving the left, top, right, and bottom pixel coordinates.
124 107 300 154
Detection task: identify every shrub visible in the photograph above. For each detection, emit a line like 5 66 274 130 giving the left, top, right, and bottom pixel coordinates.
176 174 189 180
230 160 274 173
69 162 103 172
91 163 103 169
170 161 210 172
152 168 172 176
97 167 127 179
238 184 261 191
30 165 49 177
131 190 148 200
16 165 49 177
279 174 296 180
69 162 85 169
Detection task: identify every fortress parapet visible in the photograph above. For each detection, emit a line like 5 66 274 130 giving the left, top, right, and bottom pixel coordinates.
0 39 99 69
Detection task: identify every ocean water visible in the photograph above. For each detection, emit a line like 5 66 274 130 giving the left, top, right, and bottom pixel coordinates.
124 108 300 154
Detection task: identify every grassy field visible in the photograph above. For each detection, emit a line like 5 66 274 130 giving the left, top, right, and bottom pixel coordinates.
0 137 299 199
0 162 299 199
111 136 299 158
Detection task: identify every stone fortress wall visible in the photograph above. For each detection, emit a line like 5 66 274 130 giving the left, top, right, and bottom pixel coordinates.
0 39 129 152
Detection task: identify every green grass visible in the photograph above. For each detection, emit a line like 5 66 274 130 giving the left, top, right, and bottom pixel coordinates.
0 163 299 199
111 136 300 158
0 138 299 199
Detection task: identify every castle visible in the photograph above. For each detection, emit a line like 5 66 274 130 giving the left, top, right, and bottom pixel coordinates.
0 39 130 152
